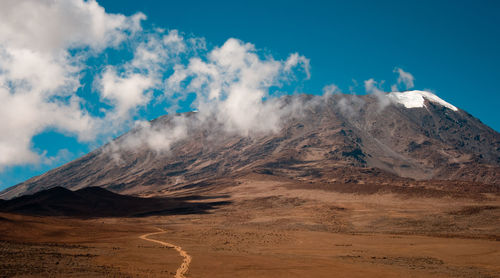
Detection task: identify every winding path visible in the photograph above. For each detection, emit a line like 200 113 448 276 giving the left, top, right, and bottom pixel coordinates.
139 228 192 278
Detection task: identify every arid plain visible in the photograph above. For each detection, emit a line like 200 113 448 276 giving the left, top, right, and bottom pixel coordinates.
1 174 498 278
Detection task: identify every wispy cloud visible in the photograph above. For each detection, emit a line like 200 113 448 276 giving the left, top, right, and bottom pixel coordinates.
108 38 310 155
0 0 311 168
364 78 391 110
392 67 415 91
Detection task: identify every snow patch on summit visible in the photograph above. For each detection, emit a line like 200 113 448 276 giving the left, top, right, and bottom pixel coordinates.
387 90 458 111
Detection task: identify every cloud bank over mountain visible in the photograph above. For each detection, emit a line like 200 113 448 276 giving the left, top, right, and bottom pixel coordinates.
0 0 422 170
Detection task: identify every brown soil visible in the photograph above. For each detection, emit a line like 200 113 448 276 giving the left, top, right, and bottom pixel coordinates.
1 175 499 277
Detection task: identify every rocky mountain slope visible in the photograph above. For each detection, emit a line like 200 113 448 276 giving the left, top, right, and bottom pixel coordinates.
2 91 499 199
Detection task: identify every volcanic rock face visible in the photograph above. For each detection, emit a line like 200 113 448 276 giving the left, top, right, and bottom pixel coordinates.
2 92 499 199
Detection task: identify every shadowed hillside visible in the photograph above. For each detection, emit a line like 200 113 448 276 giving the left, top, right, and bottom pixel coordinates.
0 186 230 217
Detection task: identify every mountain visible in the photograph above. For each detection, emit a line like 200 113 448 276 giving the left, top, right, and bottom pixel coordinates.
1 91 499 199
0 186 229 217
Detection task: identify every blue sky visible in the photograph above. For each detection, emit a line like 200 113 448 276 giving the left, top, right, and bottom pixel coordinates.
0 0 499 190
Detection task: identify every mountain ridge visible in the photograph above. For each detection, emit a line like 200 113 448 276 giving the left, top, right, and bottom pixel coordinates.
2 93 499 199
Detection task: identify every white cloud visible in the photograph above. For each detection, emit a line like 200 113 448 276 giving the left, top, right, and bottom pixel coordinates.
106 38 311 155
393 67 415 91
41 148 74 167
131 30 187 71
284 53 311 79
364 78 390 110
0 0 145 169
165 38 308 137
0 86 95 167
0 0 144 53
96 29 194 130
162 30 187 54
322 84 341 96
0 0 312 170
111 117 189 155
97 67 155 123
321 84 364 117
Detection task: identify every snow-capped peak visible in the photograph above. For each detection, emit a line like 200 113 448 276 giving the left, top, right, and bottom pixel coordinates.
387 90 458 111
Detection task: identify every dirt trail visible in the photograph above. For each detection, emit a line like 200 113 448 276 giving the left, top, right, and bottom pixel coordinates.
139 228 192 278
